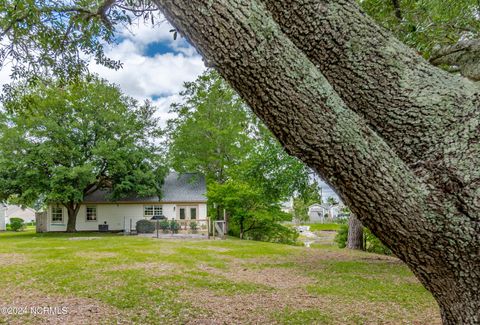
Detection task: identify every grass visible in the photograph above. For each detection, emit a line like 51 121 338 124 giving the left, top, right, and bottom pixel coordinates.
304 223 342 231
0 230 440 324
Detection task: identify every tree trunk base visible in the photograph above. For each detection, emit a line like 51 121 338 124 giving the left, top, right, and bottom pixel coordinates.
347 214 363 250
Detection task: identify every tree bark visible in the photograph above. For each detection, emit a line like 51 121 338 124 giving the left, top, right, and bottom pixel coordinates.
65 203 80 233
347 214 363 250
239 217 244 240
153 1 479 323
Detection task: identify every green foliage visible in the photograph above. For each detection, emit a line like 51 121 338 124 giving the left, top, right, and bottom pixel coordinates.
334 224 392 255
0 1 162 80
136 220 155 234
167 70 252 183
359 0 480 59
292 181 322 222
0 77 166 231
189 221 198 232
9 217 24 232
247 222 299 245
334 224 349 249
159 220 170 232
364 228 392 255
169 220 180 234
167 71 310 244
208 180 296 243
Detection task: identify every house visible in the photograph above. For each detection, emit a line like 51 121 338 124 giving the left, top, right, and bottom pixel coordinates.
4 205 36 224
0 204 6 231
38 172 207 232
307 203 343 222
307 203 326 222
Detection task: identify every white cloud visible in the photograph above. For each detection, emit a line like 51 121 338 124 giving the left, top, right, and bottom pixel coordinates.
90 18 205 117
0 17 205 128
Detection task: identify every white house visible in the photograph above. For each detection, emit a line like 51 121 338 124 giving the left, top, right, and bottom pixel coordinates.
307 203 343 222
0 204 6 231
38 172 207 232
4 205 36 224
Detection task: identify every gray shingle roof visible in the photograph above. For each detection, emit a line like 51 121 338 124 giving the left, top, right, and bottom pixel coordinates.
83 172 207 203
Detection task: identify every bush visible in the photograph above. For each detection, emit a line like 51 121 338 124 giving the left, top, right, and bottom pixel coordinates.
364 228 392 255
169 220 180 234
245 222 299 245
9 218 25 232
159 220 170 232
189 221 198 233
136 219 155 234
334 224 348 248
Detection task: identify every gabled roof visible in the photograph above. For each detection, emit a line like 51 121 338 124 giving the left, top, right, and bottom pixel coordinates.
83 172 207 204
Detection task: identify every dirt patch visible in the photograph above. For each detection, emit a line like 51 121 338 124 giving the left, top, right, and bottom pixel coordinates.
181 288 441 325
0 253 29 266
200 246 231 252
68 237 101 241
0 287 131 325
199 263 314 290
75 252 118 259
109 261 175 275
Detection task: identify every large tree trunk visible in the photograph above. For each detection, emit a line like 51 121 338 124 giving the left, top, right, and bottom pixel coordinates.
154 1 480 323
65 203 80 233
347 214 363 250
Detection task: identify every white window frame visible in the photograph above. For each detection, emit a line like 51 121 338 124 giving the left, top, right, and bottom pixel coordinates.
144 205 163 218
51 206 64 224
86 206 97 222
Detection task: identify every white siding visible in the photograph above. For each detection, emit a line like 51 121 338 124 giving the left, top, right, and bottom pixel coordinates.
199 204 207 219
46 202 208 232
0 206 6 231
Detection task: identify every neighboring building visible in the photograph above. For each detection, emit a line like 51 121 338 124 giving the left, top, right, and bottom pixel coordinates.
307 203 326 222
0 204 6 231
4 205 36 224
307 203 343 223
39 172 207 232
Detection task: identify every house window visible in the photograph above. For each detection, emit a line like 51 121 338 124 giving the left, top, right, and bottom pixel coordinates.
179 208 186 220
190 208 197 220
51 206 63 223
144 205 162 218
86 206 97 221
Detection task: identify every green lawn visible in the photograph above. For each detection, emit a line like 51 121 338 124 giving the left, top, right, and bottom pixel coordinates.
305 223 342 231
0 230 440 324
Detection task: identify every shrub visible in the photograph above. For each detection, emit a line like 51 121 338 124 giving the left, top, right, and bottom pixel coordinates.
9 218 25 232
334 224 348 248
190 221 198 233
247 222 299 245
159 220 170 232
169 220 180 234
136 219 155 234
364 228 392 255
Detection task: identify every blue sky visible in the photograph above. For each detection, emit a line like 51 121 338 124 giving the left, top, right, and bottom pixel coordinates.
89 19 206 124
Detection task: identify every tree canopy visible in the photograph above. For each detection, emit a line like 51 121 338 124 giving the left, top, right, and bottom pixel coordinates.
167 71 311 241
0 77 166 231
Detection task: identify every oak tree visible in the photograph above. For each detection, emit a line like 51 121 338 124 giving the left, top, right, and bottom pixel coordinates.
0 1 479 323
0 78 165 232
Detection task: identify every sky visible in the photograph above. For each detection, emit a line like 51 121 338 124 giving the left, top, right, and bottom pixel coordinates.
89 19 206 125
